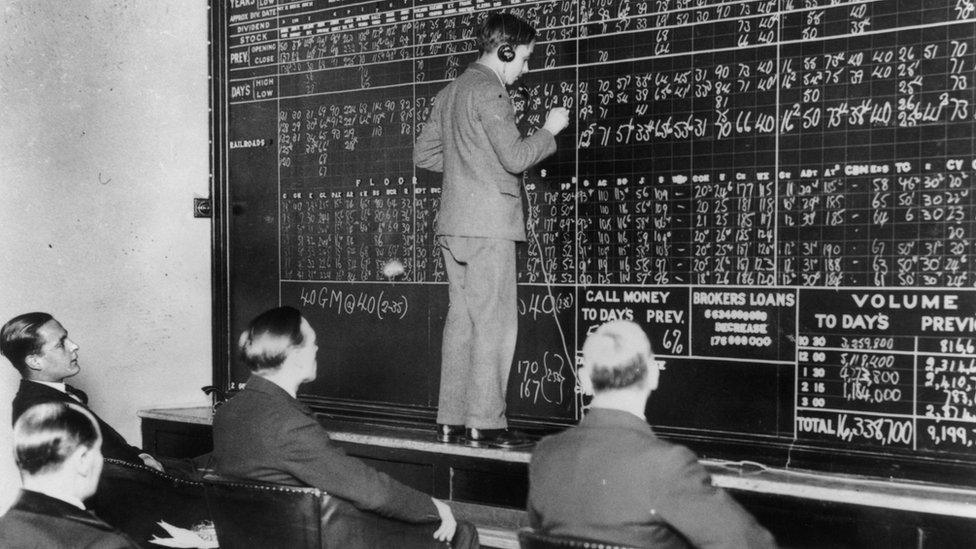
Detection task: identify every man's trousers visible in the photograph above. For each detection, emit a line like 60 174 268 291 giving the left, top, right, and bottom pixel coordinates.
437 235 518 429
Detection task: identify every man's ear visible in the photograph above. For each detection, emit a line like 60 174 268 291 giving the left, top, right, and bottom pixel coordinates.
645 358 661 392
24 353 44 372
71 446 97 478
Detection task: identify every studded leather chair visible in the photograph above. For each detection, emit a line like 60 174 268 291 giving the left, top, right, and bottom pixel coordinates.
518 528 646 549
203 474 479 549
87 458 210 547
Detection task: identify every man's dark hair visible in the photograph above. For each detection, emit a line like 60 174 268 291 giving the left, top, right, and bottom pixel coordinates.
14 402 101 476
477 12 537 54
238 306 306 372
1 312 55 375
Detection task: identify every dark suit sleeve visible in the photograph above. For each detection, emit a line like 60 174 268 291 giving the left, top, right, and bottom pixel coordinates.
276 414 439 523
96 421 146 464
657 448 777 549
13 382 145 464
85 533 142 549
479 91 556 174
414 93 444 172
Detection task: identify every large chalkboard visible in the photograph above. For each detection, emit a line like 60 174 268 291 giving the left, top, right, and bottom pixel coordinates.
214 0 976 484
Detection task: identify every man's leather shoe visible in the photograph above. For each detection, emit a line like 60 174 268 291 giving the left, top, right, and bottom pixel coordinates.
465 428 532 449
436 423 465 443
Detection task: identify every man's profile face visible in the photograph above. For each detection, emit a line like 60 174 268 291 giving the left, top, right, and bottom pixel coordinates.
505 41 535 85
295 318 319 384
30 320 80 382
80 438 104 499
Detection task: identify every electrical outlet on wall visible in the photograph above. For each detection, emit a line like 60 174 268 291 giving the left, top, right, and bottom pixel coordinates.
193 197 212 218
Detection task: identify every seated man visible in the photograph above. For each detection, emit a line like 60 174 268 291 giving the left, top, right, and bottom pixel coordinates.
0 402 140 548
1 312 165 471
213 306 466 545
528 320 776 548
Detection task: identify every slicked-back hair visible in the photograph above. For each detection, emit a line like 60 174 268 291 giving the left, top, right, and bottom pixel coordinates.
582 320 654 392
1 312 55 375
238 306 306 372
476 12 537 55
14 402 101 476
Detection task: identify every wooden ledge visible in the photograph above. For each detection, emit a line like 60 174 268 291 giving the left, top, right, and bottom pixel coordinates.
139 407 976 518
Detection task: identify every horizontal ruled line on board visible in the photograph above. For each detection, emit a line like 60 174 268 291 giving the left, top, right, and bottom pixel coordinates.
234 0 553 31
666 354 795 365
228 11 975 101
798 347 976 358
794 406 916 417
228 7 968 87
661 426 787 440
230 0 878 44
279 280 976 292
795 406 976 422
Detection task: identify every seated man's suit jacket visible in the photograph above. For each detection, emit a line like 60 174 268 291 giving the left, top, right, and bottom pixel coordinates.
12 380 144 464
528 408 777 549
0 489 140 549
213 374 439 523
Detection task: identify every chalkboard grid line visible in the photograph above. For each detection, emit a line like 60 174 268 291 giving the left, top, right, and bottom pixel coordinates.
791 284 799 457
573 0 582 421
411 5 418 286
278 279 976 292
913 335 918 452
226 15 976 109
277 5 284 306
227 0 877 64
225 0 972 87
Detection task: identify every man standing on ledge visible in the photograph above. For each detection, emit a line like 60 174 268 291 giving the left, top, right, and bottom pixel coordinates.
414 12 570 448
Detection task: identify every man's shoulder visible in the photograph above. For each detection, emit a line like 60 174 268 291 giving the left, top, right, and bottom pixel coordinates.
534 418 695 465
1 492 137 549
12 380 68 419
0 509 135 549
454 65 505 100
214 385 311 431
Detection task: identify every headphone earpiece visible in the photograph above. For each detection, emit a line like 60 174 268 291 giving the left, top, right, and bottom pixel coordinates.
497 43 515 62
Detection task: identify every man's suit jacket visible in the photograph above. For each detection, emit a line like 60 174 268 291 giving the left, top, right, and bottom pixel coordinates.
12 379 144 464
0 489 140 549
415 62 556 241
213 374 439 523
528 408 777 549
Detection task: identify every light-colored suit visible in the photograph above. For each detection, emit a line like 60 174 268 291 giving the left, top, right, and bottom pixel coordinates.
415 62 556 428
529 408 777 548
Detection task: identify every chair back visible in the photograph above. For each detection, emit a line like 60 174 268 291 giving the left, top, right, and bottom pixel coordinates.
87 458 210 545
203 474 322 549
204 474 480 549
518 527 645 549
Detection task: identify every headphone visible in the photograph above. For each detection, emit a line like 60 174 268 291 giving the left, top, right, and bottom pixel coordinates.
496 14 516 62
497 42 515 62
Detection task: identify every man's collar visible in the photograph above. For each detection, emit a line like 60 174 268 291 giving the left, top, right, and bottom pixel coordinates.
244 374 313 415
30 380 67 394
246 373 295 397
15 489 114 532
24 486 85 510
20 487 85 511
580 407 652 432
471 61 504 85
